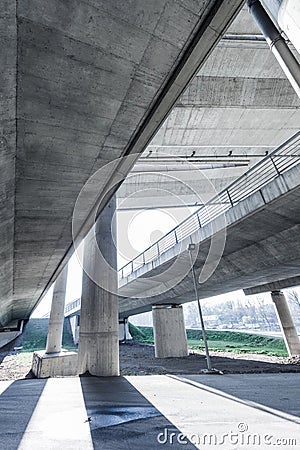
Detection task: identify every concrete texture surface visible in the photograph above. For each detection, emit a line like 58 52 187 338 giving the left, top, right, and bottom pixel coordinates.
1 0 300 333
45 265 68 354
78 197 119 377
0 0 245 327
31 350 78 378
118 5 300 211
153 305 188 358
1 0 300 330
0 373 299 449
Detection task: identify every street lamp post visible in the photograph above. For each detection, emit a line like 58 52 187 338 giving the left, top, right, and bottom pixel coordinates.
188 243 212 371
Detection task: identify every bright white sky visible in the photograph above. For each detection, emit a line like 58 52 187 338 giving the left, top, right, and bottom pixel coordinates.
32 208 185 317
31 249 84 318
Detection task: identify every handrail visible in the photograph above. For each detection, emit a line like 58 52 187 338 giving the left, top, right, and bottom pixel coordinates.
118 131 300 279
64 298 81 315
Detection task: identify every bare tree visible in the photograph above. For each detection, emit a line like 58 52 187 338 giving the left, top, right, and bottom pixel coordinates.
287 290 300 331
185 302 199 327
287 290 300 309
256 296 272 330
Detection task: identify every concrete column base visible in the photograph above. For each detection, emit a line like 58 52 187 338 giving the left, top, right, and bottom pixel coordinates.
31 350 78 378
271 290 300 357
153 305 188 358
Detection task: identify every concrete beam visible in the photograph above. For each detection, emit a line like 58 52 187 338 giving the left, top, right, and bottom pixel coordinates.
244 276 300 295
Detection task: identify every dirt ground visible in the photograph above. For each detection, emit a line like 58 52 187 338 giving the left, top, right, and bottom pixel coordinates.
119 341 300 375
1 341 300 381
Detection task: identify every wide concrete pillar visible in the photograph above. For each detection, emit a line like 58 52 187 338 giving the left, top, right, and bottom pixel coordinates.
77 196 119 376
45 265 68 354
271 290 300 356
152 305 188 358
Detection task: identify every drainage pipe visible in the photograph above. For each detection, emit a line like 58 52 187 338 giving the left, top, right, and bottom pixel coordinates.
247 0 300 98
260 0 300 55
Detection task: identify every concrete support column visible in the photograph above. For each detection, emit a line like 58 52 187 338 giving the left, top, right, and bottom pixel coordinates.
119 318 132 342
152 305 188 358
271 290 300 356
77 196 119 376
69 314 80 345
46 265 68 354
32 264 77 378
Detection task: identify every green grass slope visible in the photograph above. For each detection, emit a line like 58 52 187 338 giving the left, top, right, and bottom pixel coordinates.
128 324 288 357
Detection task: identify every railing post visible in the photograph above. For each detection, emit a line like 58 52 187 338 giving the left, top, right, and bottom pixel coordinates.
227 189 234 206
270 155 281 176
174 229 178 243
143 252 146 264
259 189 267 204
131 260 134 274
157 242 160 256
196 212 201 228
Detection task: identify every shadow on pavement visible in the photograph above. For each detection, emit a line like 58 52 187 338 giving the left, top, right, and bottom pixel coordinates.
0 379 47 450
80 375 197 449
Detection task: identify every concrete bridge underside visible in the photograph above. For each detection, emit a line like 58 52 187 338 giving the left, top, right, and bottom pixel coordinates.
118 163 300 318
117 6 300 211
0 0 246 327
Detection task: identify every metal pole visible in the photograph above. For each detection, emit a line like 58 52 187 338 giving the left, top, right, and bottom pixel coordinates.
188 245 212 370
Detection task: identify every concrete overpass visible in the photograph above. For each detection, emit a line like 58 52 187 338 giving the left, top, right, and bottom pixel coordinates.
118 135 300 316
117 5 300 211
63 132 300 358
118 135 300 359
1 0 300 376
65 132 300 319
0 0 246 328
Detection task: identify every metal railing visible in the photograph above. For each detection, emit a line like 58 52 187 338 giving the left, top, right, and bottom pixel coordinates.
119 131 300 279
64 298 81 315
